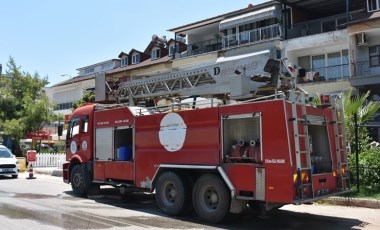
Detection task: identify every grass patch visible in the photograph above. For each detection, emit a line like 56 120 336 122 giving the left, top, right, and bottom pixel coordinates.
338 185 380 200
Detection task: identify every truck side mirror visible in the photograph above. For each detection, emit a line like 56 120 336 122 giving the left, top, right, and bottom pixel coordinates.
58 124 63 136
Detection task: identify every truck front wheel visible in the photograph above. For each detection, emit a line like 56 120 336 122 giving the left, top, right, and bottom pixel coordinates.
71 165 86 196
192 174 230 223
155 171 191 216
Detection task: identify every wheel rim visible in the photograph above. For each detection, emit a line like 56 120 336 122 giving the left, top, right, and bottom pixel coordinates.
164 182 177 204
73 172 83 187
202 186 219 211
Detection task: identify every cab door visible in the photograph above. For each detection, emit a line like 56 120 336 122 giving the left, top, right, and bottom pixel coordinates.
66 115 92 162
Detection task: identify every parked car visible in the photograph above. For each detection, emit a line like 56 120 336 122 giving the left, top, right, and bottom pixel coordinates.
0 145 19 178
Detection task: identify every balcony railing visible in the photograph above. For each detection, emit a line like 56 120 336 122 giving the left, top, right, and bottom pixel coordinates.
354 61 380 77
298 64 349 84
190 38 222 56
222 24 281 49
287 14 348 39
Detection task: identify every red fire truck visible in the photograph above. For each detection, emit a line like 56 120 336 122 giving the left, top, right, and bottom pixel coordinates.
63 59 350 223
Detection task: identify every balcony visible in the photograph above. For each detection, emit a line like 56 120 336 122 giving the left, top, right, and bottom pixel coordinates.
287 15 348 39
222 24 281 49
355 61 380 77
190 38 222 56
298 64 349 84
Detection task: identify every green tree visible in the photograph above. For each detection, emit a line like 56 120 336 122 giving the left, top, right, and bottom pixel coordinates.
73 90 95 110
0 57 60 154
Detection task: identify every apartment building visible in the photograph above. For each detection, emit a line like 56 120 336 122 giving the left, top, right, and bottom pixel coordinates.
165 0 367 95
47 59 120 115
50 0 379 139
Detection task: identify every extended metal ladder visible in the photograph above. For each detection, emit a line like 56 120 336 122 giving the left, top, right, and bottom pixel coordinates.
289 90 314 200
116 66 216 101
331 95 351 190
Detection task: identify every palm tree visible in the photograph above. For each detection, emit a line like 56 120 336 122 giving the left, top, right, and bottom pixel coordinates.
343 88 380 149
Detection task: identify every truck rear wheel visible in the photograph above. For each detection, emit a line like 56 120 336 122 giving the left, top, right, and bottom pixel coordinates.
155 171 191 216
71 165 86 196
192 174 230 223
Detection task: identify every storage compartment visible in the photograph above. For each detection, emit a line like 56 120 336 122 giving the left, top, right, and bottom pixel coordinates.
309 124 332 174
222 113 262 163
114 127 133 161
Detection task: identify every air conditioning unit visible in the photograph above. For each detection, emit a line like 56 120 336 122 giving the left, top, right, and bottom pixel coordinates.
356 32 368 46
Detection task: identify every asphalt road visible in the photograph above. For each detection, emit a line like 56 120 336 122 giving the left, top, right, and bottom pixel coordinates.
0 172 379 229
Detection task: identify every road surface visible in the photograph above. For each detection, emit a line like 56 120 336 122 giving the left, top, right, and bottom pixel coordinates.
0 172 379 229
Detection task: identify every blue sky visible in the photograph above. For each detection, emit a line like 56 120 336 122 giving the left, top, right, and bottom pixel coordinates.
1 0 266 86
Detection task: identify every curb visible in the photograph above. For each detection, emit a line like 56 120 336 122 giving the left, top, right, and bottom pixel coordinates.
33 168 63 177
319 196 380 209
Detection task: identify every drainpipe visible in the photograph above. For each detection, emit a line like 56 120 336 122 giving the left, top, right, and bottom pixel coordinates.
174 32 177 59
346 0 350 22
284 2 288 40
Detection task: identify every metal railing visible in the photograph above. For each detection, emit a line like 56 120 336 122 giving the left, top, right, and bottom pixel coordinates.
287 15 348 39
222 24 281 49
354 60 380 76
190 38 222 56
298 64 349 83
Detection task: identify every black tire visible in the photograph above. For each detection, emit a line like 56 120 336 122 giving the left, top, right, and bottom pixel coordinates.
12 175 18 179
192 174 230 224
155 171 191 216
71 165 86 196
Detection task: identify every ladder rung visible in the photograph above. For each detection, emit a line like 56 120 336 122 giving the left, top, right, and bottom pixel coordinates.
299 167 311 171
300 183 312 187
298 150 309 154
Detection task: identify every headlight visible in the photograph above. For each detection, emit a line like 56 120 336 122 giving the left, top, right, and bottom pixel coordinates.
16 160 19 164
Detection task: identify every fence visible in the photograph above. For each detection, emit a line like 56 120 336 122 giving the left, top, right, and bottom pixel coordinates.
31 153 66 168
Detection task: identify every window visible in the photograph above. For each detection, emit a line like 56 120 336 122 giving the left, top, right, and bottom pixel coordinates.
82 116 88 133
54 102 74 111
297 49 349 81
132 53 140 64
312 54 325 79
169 44 179 56
121 56 128 66
368 0 380 12
84 67 94 74
67 118 80 139
151 48 160 60
101 63 113 70
369 45 380 67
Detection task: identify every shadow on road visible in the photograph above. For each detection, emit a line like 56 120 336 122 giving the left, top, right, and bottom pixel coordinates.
63 187 366 229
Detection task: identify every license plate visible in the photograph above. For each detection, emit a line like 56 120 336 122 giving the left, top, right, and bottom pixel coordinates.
0 169 14 172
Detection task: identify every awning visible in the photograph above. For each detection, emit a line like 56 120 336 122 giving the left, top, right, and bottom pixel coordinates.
219 5 281 30
216 50 270 63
